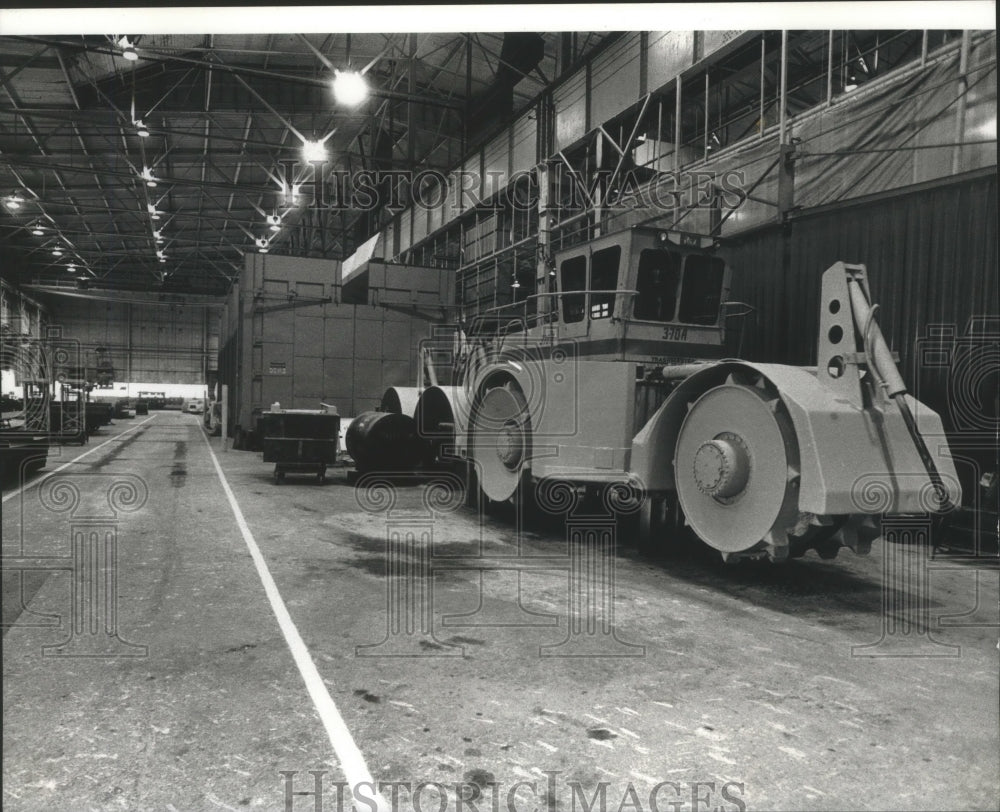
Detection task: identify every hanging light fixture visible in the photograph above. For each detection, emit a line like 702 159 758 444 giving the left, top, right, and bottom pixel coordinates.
31 223 45 236
135 119 150 138
332 69 368 106
256 237 270 254
266 213 281 232
52 246 63 257
301 139 327 163
5 191 23 210
282 183 302 206
141 167 157 187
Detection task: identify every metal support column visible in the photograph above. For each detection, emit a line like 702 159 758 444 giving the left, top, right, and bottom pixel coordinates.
759 35 766 137
952 30 971 175
673 75 682 173
407 34 417 169
221 383 228 450
827 31 834 104
703 71 710 161
778 30 788 145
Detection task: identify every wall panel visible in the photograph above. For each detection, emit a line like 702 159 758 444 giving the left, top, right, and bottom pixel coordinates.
590 33 642 127
554 69 587 150
511 112 537 176
727 173 998 410
647 31 695 92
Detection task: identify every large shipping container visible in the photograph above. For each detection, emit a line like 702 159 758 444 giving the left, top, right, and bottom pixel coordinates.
218 252 453 444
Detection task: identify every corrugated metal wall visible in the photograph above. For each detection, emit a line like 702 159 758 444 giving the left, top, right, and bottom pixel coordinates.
726 171 998 422
39 296 219 385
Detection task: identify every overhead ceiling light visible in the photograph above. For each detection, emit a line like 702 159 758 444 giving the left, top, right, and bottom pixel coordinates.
511 278 521 289
267 214 281 232
141 167 157 187
52 247 63 257
118 36 138 61
147 203 162 220
31 223 45 236
301 140 326 163
256 237 270 254
332 69 368 106
135 119 149 138
282 183 302 206
5 192 23 210
66 263 76 272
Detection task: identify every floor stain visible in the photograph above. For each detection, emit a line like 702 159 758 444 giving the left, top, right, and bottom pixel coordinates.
445 635 486 646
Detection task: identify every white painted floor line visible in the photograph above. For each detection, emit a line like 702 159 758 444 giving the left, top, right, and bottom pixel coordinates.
2 414 157 505
200 432 388 812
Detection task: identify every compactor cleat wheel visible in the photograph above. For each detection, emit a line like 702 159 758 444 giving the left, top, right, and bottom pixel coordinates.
470 381 531 504
674 370 843 562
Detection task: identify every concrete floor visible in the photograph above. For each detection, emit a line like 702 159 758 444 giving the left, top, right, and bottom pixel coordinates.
3 410 998 811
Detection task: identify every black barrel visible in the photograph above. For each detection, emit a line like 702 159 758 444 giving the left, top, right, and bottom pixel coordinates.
345 411 425 473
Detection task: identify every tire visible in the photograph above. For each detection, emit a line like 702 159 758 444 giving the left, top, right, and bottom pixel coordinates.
469 380 531 504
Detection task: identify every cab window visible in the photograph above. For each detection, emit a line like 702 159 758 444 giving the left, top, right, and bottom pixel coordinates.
678 255 726 325
560 255 587 323
633 249 681 322
589 245 620 319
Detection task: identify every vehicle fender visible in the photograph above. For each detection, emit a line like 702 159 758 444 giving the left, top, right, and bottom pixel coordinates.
630 360 961 514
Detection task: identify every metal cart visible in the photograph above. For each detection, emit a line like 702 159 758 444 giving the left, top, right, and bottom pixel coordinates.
260 408 341 484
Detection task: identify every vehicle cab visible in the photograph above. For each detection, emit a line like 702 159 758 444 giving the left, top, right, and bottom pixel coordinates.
547 227 730 362
473 227 731 366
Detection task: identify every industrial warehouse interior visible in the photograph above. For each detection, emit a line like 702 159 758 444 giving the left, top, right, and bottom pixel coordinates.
1 4 998 811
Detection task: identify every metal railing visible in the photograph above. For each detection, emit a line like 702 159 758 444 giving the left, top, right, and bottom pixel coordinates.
472 289 643 338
